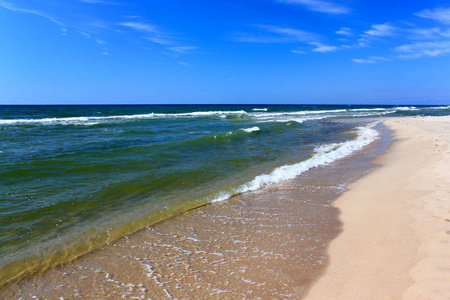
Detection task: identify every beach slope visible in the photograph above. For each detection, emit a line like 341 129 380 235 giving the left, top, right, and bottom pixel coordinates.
306 116 450 300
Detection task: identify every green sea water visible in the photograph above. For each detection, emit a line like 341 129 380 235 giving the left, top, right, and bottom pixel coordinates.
0 104 449 285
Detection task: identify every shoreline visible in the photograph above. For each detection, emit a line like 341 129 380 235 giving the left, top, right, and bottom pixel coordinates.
0 120 390 298
306 116 450 299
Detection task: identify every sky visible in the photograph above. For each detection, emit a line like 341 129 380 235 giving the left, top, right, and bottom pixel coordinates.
1 0 450 105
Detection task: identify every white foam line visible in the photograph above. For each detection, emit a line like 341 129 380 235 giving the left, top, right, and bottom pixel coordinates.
212 122 380 203
347 110 395 118
257 115 329 124
250 109 347 118
394 106 419 111
349 108 386 112
0 111 248 126
425 105 450 110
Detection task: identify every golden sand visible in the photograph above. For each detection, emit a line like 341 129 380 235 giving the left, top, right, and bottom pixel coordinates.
307 116 450 300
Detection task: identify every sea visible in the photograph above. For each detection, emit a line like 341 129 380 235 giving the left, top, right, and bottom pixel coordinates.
1 104 449 291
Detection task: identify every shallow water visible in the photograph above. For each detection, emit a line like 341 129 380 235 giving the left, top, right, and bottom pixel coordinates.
0 122 392 298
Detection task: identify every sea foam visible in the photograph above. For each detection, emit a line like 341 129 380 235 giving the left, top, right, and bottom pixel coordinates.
212 122 380 202
0 111 248 126
241 127 260 133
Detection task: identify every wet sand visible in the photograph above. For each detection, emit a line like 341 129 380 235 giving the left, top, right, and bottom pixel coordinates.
0 123 391 299
306 116 450 300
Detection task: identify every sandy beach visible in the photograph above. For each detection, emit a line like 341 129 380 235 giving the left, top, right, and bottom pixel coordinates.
307 116 450 300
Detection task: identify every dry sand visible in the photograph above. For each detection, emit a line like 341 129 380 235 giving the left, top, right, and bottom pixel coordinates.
306 116 450 300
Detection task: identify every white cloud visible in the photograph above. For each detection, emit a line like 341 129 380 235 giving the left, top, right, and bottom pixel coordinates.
95 38 107 45
144 37 173 45
178 61 191 66
79 31 91 39
258 25 317 41
119 21 160 33
395 41 450 59
79 0 121 4
291 49 306 54
233 25 317 43
335 27 352 36
119 20 177 47
371 56 389 61
408 27 450 40
0 1 64 27
309 42 339 52
353 58 374 64
364 23 397 37
341 37 369 49
352 56 389 63
277 0 350 14
167 46 199 53
415 7 450 25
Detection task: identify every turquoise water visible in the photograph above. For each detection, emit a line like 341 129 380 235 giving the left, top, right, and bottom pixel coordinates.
0 104 449 284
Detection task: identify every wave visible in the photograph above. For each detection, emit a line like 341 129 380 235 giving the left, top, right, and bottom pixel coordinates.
425 105 450 110
250 109 347 118
210 122 380 203
0 111 248 126
314 143 340 154
189 126 262 145
347 110 395 118
252 108 268 111
394 106 418 111
240 126 260 133
349 108 386 112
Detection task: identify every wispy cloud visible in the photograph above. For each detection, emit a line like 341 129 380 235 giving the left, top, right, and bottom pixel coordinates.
78 30 109 54
79 0 121 4
260 25 317 41
143 37 173 45
95 38 107 45
338 23 397 50
0 1 64 27
277 0 350 14
408 27 450 40
364 23 397 37
234 24 341 55
119 21 160 33
353 56 389 64
309 42 339 52
167 46 199 53
79 31 91 39
233 25 317 43
415 7 450 25
335 27 352 36
395 41 450 59
119 19 180 47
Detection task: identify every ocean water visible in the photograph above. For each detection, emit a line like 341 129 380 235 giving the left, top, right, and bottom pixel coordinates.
0 104 449 286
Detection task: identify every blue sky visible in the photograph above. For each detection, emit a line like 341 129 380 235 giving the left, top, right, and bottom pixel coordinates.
1 0 450 105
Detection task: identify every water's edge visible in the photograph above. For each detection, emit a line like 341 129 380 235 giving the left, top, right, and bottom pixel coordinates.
0 122 393 298
302 121 394 298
